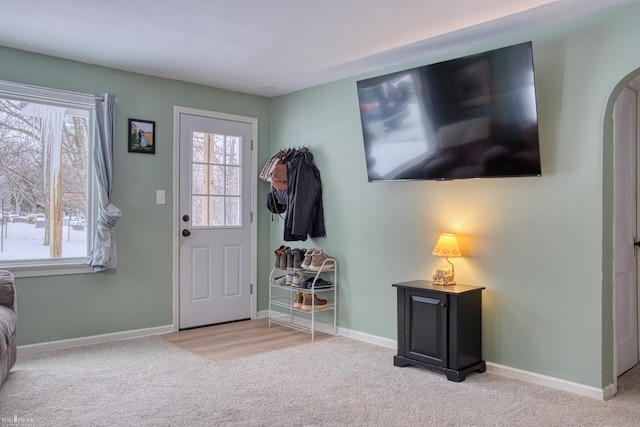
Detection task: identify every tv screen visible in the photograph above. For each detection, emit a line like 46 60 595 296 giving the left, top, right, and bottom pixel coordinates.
357 42 541 181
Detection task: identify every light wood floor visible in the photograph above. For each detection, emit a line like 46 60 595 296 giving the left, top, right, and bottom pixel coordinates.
161 317 332 362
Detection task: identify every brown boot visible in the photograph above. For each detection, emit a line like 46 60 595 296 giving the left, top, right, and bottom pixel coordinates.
301 293 328 311
293 291 304 309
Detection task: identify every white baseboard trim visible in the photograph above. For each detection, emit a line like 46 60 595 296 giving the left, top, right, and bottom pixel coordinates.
17 325 174 356
486 362 609 400
337 326 397 350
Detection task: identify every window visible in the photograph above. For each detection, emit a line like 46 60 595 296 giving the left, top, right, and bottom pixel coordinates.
191 131 242 228
0 81 96 275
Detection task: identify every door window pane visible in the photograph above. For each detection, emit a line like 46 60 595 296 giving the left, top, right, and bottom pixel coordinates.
211 135 224 164
226 167 240 196
226 136 241 166
191 196 206 227
192 132 206 162
210 196 224 226
211 165 224 195
225 197 240 226
192 164 205 194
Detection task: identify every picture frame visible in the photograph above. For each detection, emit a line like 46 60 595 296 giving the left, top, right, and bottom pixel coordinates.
128 118 156 154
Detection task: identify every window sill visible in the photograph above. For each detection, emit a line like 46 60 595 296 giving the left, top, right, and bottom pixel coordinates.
2 259 93 278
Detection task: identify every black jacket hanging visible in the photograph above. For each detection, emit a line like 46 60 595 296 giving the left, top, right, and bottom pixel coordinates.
283 148 326 241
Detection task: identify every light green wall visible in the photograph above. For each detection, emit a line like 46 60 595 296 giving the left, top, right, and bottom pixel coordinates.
0 46 273 345
270 4 640 388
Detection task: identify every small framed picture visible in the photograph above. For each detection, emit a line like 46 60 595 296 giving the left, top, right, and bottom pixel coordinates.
128 118 156 154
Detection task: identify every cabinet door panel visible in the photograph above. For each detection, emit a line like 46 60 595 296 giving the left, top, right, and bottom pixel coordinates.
404 292 448 367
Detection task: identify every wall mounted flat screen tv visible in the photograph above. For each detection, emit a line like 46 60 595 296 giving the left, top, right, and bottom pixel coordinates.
357 42 541 181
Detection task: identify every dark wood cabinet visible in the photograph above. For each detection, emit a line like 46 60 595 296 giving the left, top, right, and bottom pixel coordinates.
393 280 486 382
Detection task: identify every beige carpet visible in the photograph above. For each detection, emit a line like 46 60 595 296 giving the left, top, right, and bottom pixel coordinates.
0 335 639 426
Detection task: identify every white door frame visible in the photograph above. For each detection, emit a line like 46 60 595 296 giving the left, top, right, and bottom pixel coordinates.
172 105 258 331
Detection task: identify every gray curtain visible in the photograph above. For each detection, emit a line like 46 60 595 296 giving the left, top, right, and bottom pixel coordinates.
85 93 122 273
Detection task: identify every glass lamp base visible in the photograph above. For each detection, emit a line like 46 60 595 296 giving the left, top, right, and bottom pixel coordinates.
433 279 456 286
433 267 455 285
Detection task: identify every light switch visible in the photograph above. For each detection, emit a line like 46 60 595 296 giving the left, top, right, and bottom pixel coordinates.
156 190 165 205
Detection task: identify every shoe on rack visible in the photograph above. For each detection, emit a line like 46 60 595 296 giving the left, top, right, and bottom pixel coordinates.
293 291 304 309
279 246 290 269
291 274 304 287
273 275 287 286
308 249 335 272
286 248 294 270
311 278 333 289
301 293 328 311
300 248 319 270
292 248 304 271
286 273 302 287
299 276 314 289
274 245 286 268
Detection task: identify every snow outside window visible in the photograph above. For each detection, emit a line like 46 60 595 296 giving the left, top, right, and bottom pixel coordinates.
0 81 97 276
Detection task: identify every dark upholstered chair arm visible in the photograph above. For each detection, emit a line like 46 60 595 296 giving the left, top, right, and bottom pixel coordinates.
0 270 16 312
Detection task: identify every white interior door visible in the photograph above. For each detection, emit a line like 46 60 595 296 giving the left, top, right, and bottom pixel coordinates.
614 85 639 376
178 112 253 329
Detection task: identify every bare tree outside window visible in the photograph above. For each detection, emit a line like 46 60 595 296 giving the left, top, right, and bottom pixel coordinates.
0 98 88 261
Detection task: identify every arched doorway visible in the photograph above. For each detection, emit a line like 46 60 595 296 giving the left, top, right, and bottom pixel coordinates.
610 69 640 397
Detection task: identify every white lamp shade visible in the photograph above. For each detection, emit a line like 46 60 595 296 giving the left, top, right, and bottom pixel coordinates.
432 233 462 258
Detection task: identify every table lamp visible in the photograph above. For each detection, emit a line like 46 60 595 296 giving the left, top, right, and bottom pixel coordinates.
432 233 462 285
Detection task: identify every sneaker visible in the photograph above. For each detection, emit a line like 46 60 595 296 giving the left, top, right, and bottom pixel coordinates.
291 274 304 287
292 248 304 271
308 249 335 272
301 293 328 311
300 248 318 270
273 275 287 286
299 276 314 289
293 291 304 309
311 278 333 289
300 276 331 289
286 273 302 287
274 245 286 268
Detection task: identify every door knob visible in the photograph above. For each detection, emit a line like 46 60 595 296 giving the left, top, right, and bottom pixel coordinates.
182 229 191 237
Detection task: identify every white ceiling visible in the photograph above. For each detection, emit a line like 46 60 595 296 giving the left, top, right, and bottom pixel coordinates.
0 0 634 97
